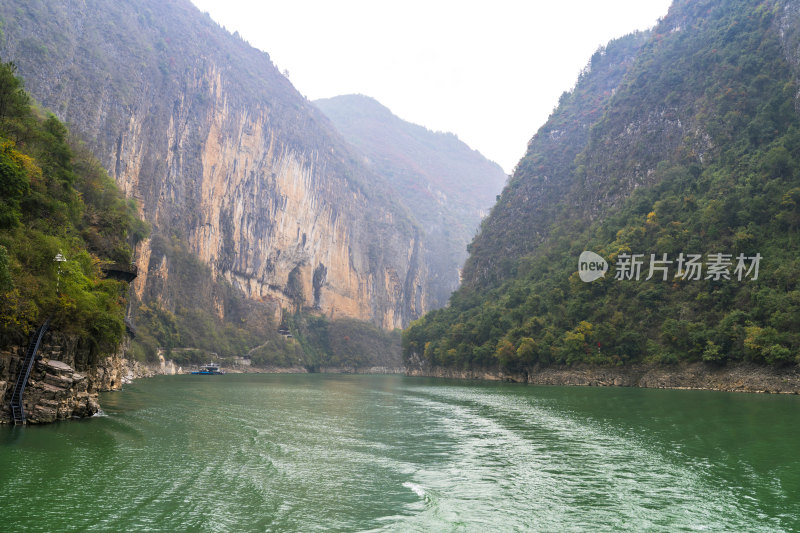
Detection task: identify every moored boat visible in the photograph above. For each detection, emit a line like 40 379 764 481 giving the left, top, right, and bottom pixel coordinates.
191 363 225 375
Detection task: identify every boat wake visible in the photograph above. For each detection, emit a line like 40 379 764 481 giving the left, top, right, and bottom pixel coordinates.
402 482 425 499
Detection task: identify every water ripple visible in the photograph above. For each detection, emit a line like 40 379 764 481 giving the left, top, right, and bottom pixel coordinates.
1 374 797 532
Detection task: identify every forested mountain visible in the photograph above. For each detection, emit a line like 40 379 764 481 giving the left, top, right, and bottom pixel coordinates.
0 62 142 350
0 0 451 366
0 61 148 422
315 94 507 307
405 0 800 374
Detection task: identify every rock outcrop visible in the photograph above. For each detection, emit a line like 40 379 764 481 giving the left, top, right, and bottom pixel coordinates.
0 335 101 424
0 334 176 424
15 359 100 423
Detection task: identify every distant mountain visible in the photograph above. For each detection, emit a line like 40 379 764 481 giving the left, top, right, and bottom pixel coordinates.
315 94 507 306
405 0 800 374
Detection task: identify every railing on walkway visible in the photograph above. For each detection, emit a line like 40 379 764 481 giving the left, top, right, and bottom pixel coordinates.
10 319 50 425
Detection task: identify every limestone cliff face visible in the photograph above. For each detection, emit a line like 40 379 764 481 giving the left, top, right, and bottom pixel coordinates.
121 60 428 329
0 0 428 329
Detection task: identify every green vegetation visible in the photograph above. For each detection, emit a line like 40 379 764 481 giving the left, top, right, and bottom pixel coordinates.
404 0 800 373
126 231 400 370
0 61 145 353
128 233 276 362
288 313 402 370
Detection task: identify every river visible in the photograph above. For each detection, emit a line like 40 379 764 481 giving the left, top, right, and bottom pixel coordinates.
1 374 799 531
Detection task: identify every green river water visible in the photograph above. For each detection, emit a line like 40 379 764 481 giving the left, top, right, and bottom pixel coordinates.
1 373 799 532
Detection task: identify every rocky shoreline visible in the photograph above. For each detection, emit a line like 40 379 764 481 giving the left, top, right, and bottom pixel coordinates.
0 335 177 425
405 362 800 394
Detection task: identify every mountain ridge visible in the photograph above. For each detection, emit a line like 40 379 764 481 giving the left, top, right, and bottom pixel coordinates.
404 0 800 373
315 93 506 307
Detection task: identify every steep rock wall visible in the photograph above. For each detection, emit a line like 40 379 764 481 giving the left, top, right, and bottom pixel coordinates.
0 0 428 329
315 95 508 308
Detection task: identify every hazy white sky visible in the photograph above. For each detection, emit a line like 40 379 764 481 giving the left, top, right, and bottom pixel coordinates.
189 0 672 173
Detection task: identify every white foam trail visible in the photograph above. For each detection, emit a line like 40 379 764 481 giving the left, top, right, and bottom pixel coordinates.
402 482 425 498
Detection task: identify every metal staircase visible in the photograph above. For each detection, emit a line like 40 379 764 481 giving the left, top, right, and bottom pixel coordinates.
10 319 50 425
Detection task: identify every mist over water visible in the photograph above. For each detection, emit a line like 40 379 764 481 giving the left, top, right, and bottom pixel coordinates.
2 374 798 532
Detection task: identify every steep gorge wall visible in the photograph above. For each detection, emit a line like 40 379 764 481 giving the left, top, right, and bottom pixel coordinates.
463 0 800 290
461 31 652 288
315 95 508 308
0 0 428 330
